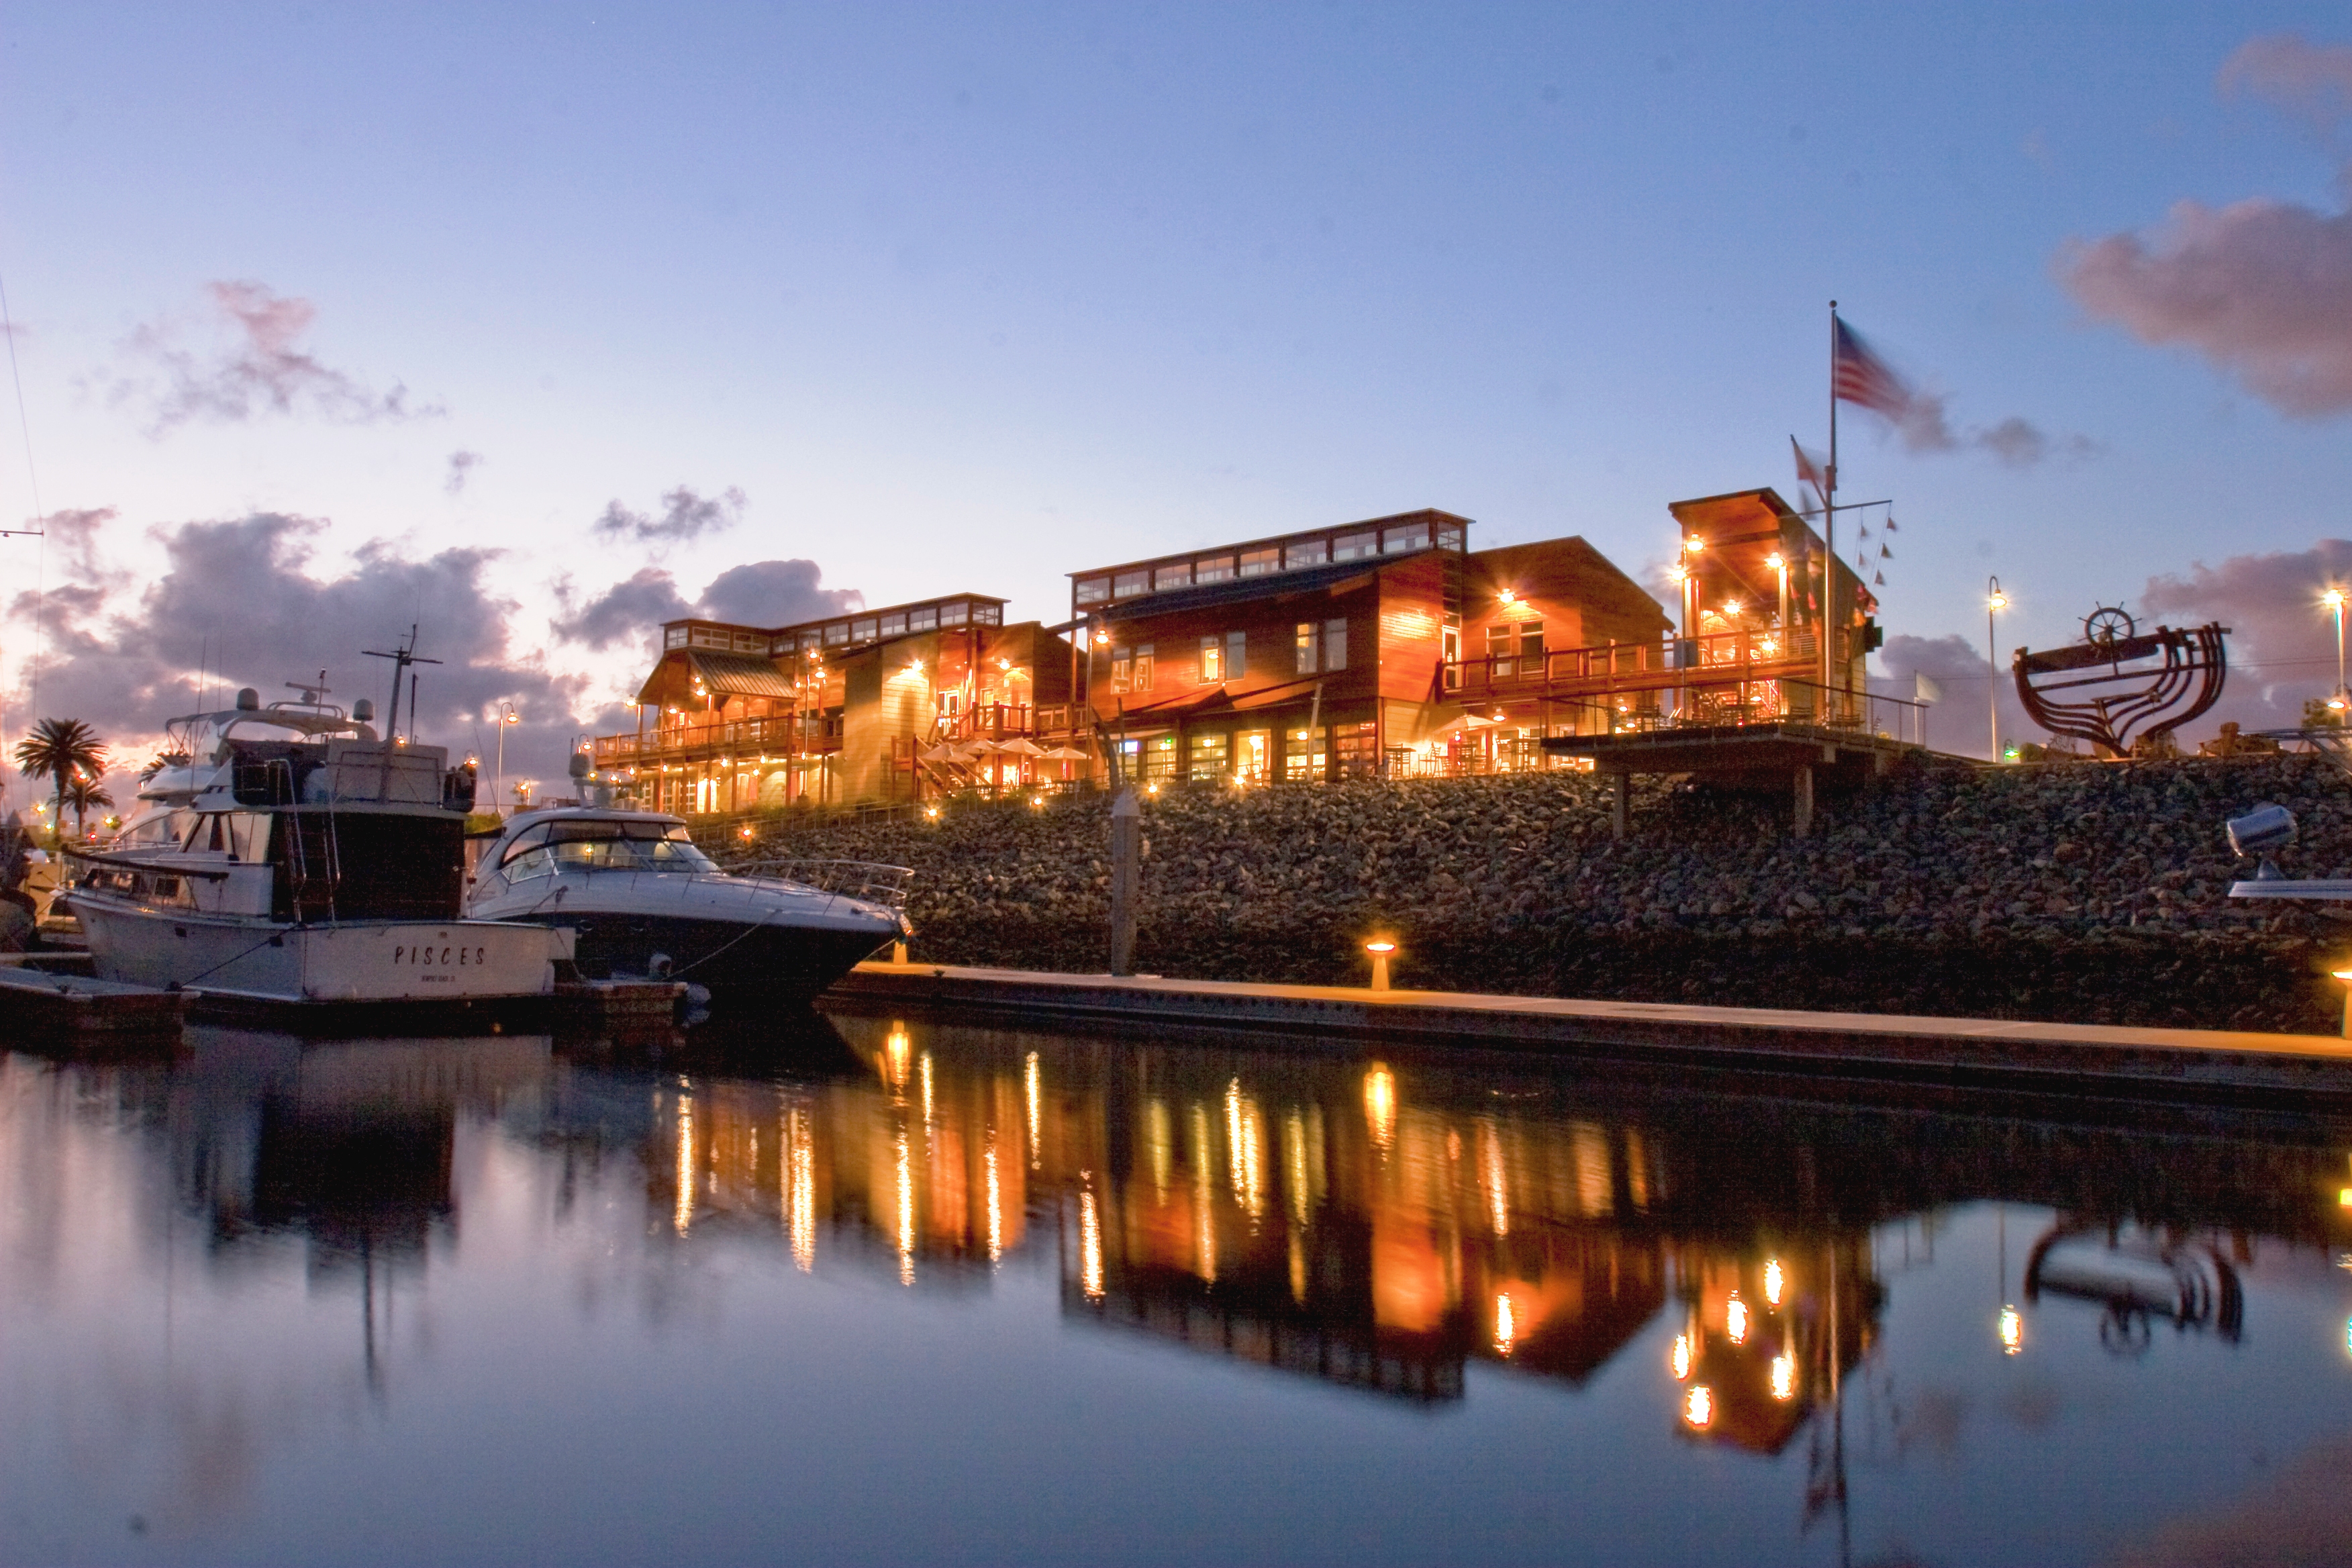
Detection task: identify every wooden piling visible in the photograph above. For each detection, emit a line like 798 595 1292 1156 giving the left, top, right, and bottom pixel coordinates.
1109 787 1140 977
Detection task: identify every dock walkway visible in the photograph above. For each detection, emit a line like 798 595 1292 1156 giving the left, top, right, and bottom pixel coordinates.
828 962 2352 1104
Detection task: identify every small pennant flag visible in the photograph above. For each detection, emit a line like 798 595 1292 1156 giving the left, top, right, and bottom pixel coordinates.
1833 317 1914 419
1883 516 1900 533
1791 436 1831 502
1874 571 1886 586
1879 543 1892 558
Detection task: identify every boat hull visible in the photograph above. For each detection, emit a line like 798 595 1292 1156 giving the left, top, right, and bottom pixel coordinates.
529 910 893 1009
69 893 568 1005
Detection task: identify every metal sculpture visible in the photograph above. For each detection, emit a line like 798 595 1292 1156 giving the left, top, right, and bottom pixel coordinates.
2012 606 2228 759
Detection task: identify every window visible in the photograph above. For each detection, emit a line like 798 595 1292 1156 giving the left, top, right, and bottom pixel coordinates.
1333 720 1379 778
1112 643 1155 694
1322 618 1347 672
1074 577 1110 606
1485 621 1542 679
907 605 937 632
1285 538 1328 570
665 626 689 649
1382 521 1430 553
1295 621 1319 675
1285 727 1327 783
1296 619 1344 673
1188 732 1229 782
851 618 878 642
1332 531 1379 561
1194 554 1235 584
1199 630 1244 683
1436 523 1465 551
1114 570 1148 598
1442 624 1461 690
1153 562 1192 592
1239 546 1279 577
879 611 908 637
939 600 969 626
824 622 850 646
973 605 1001 625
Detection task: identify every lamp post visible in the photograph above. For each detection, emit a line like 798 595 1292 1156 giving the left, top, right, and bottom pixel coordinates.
1986 579 2008 762
495 702 520 817
2326 589 2347 712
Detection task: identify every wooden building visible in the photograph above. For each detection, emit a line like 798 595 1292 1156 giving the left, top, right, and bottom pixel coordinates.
1071 509 1672 783
594 593 1087 814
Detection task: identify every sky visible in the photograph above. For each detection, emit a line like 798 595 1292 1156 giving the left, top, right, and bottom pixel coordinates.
2 1 2351 797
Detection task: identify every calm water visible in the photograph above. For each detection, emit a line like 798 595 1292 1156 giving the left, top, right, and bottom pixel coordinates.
5 1018 2352 1567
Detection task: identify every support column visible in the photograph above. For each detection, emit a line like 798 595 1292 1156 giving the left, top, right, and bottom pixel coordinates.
1793 765 1814 839
1610 771 1629 839
1109 787 1140 977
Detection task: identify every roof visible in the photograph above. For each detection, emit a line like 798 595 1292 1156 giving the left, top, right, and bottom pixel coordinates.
688 650 798 699
1082 557 1387 624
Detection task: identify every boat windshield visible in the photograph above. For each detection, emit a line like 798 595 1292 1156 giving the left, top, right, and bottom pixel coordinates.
499 818 717 880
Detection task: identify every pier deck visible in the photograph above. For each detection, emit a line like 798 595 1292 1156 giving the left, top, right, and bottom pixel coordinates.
826 961 2352 1105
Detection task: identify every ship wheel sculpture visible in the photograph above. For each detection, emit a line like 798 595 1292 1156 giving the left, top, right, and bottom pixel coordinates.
2012 605 2228 759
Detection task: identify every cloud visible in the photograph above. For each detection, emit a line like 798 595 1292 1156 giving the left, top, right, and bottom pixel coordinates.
2057 36 2352 418
2219 33 2352 130
2134 542 2352 728
1868 632 2026 758
3 509 610 804
1885 393 2098 467
591 485 745 546
552 558 861 652
105 281 444 437
444 450 482 495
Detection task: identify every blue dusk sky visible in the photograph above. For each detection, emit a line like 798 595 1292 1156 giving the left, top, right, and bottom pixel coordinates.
2 2 2350 785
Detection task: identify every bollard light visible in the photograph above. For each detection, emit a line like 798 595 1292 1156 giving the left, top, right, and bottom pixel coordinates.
2333 967 2352 1038
1365 938 1398 993
892 940 909 965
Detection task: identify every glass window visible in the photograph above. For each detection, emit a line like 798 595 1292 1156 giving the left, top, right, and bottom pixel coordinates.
1239 546 1279 577
1226 629 1246 681
1199 634 1223 683
1436 524 1465 551
939 601 969 626
1332 532 1378 561
1322 618 1348 672
1193 554 1235 584
1486 623 1516 678
823 622 850 646
1142 734 1179 780
1073 578 1110 606
1131 642 1154 691
1295 622 1319 675
851 618 877 642
800 632 823 650
879 612 908 636
908 605 937 632
974 605 1001 625
1153 562 1192 592
1285 727 1327 783
1519 621 1545 667
1285 538 1328 570
665 626 689 648
1383 522 1430 553
1114 570 1148 597
1188 732 1229 783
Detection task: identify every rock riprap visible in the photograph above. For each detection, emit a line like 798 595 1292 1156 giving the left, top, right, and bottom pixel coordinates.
711 755 2352 1034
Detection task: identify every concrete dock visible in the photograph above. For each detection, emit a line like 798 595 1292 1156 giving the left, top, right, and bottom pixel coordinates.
0 967 191 1040
827 962 2352 1105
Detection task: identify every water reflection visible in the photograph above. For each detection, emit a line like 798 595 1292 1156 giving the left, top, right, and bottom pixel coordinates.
8 1015 2352 1565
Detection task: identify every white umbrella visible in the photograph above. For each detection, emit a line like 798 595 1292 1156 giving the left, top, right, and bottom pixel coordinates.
961 738 1002 756
996 736 1047 756
1042 744 1089 761
919 743 959 762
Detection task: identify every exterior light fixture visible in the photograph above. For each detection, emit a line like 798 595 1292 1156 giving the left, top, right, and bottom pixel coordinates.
1998 1306 2024 1355
2333 966 2352 1038
1683 1386 1714 1430
1365 938 1398 993
1670 1333 1693 1381
1988 578 2010 762
1765 552 1785 571
1685 536 1705 552
1722 600 1743 618
739 826 755 839
925 805 940 820
1498 588 1518 608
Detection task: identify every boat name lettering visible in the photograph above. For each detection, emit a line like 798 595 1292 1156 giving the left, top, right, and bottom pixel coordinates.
391 942 487 967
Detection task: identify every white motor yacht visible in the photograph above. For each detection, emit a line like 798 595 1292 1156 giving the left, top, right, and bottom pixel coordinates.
464 807 908 1008
64 682 570 1011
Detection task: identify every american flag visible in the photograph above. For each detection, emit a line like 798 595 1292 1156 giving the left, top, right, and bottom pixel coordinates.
1832 317 1912 418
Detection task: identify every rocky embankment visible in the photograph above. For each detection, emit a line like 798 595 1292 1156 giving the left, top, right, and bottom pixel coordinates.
711 754 2352 1033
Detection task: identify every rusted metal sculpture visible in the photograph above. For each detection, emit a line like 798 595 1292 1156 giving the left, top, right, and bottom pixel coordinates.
2012 606 2228 760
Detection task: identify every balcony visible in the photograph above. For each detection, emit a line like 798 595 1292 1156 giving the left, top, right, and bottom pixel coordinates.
592 713 839 769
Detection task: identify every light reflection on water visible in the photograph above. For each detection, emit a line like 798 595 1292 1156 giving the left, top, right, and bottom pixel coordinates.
5 1016 2352 1565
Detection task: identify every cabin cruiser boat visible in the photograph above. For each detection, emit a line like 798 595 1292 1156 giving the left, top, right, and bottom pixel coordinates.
464 807 910 1008
64 683 570 1010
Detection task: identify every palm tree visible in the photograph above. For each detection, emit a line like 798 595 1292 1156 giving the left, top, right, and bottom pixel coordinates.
13 718 107 848
62 775 115 841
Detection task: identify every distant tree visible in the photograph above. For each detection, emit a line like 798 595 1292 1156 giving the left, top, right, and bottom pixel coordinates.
62 775 114 840
2302 696 2345 729
11 718 106 847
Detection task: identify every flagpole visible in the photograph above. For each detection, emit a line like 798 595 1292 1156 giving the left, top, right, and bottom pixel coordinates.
1824 300 1838 724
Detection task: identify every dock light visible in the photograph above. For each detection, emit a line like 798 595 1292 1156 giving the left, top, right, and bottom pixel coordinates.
1726 1295 1750 1345
1765 552 1785 571
1999 1306 2024 1355
738 826 755 839
2333 966 2352 1038
926 805 940 820
1683 1386 1714 1430
1365 938 1398 992
1670 1333 1693 1381
1030 793 1047 809
2329 590 2348 712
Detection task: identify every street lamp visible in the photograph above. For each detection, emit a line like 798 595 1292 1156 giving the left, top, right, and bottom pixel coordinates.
2325 589 2346 712
495 702 520 816
1986 578 2009 761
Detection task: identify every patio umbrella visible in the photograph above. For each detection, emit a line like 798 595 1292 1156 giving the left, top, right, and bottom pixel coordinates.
918 743 959 762
996 736 1047 756
1042 745 1089 760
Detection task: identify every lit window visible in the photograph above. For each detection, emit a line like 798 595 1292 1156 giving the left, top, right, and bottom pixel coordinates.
1295 621 1320 675
1131 643 1154 692
1239 546 1280 577
1199 634 1223 683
